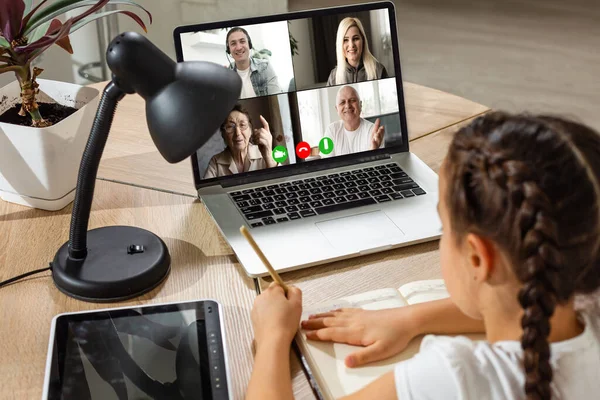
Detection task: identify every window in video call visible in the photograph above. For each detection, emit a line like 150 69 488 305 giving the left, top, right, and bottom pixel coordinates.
178 6 402 181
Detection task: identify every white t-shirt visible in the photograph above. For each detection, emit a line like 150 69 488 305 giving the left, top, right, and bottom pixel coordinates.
394 307 600 399
324 118 382 157
237 67 256 99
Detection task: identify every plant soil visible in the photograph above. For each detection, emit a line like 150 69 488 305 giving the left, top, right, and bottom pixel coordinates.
0 103 78 126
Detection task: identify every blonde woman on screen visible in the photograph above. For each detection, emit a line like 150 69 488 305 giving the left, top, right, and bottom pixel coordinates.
327 17 388 86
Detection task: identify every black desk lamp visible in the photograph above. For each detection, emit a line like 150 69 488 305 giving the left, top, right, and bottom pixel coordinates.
51 32 242 302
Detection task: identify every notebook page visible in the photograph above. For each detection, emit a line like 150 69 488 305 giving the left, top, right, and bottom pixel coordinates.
398 279 449 304
298 280 485 399
299 288 411 399
302 288 406 316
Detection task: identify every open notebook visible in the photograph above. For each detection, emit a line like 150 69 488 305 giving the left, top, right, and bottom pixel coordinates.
295 279 485 399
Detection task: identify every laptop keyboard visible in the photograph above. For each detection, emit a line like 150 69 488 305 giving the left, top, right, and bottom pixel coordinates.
228 163 427 228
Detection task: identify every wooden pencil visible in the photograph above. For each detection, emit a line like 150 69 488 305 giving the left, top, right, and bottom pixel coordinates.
239 225 289 295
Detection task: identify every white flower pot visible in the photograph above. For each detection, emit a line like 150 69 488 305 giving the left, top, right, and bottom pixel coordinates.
0 79 100 211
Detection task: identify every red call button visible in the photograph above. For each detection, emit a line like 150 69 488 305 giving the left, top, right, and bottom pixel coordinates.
296 141 311 159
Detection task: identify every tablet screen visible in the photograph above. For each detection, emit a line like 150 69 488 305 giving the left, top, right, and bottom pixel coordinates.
44 301 229 400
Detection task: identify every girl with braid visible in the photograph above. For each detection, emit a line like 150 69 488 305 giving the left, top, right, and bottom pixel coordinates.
246 112 600 400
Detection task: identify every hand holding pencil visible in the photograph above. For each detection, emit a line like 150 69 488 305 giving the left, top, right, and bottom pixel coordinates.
242 225 302 346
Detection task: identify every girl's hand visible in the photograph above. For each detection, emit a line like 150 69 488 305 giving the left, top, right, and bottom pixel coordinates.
251 283 303 349
301 307 419 368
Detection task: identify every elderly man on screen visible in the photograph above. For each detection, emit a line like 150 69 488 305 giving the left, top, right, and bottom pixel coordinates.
323 85 385 157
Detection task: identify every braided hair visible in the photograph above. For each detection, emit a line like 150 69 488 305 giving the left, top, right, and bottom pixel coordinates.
445 112 600 400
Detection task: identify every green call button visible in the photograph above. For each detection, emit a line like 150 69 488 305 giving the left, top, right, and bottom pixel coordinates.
272 146 288 163
319 137 334 155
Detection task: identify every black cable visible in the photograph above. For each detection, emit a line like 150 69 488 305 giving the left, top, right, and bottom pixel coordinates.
0 263 52 288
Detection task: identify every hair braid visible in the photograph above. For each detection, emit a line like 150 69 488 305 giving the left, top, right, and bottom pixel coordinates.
515 190 559 400
445 112 600 400
487 156 560 400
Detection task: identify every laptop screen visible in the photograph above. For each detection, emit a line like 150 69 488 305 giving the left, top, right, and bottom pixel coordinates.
174 2 407 187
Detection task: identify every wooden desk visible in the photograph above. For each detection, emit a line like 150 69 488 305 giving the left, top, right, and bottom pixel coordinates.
0 183 258 399
0 82 487 400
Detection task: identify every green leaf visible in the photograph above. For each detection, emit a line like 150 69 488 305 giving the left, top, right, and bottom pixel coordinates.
0 36 10 48
24 0 35 15
21 0 50 32
28 20 73 54
66 9 148 36
25 0 151 35
16 18 74 63
27 21 52 45
25 8 146 63
26 0 105 32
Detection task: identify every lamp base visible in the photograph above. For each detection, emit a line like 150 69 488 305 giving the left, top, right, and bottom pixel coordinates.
52 226 170 302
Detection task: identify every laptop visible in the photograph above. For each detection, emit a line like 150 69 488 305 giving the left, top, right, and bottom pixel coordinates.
173 1 441 277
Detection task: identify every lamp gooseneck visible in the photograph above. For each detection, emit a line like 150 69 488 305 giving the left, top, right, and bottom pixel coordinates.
68 82 125 259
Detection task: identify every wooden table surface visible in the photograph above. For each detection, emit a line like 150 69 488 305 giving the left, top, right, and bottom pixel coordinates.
0 81 488 400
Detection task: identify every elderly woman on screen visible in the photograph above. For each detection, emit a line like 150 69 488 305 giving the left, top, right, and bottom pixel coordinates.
327 17 388 86
203 105 277 179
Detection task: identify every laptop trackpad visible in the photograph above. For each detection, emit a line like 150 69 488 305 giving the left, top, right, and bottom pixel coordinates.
316 211 404 251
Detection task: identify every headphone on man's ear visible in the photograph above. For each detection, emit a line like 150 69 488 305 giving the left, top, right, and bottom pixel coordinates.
225 27 253 54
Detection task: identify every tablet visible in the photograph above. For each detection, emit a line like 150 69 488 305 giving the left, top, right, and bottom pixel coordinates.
42 300 231 400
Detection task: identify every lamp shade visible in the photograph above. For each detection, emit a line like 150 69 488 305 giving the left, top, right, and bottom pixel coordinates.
147 63 242 163
106 32 242 163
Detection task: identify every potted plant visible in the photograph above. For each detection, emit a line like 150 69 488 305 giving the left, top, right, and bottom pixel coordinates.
0 0 151 210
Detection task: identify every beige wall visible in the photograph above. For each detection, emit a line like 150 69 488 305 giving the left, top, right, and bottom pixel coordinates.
289 18 317 90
